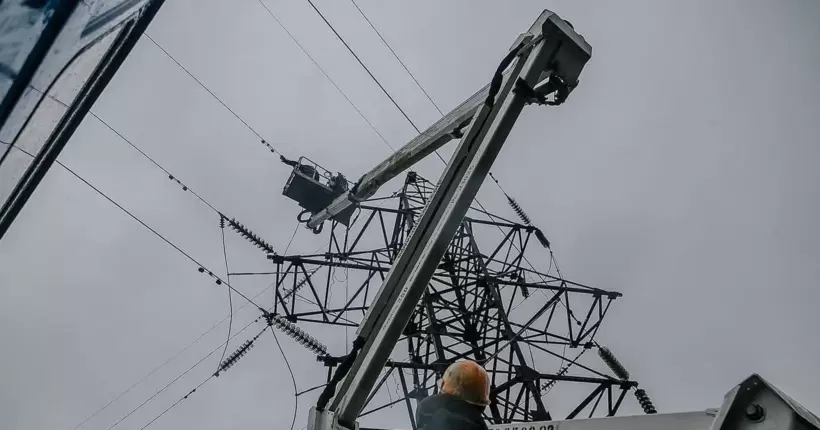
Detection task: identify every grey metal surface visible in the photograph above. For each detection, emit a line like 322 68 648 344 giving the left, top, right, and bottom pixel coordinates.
357 374 820 430
487 411 718 430
709 374 820 430
327 10 585 427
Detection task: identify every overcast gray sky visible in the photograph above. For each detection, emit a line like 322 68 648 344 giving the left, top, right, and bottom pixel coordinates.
2 1 820 429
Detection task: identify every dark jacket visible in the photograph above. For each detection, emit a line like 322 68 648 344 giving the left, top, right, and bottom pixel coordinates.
415 394 488 430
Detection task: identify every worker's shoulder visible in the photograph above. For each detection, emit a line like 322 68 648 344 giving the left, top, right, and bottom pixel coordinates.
416 394 455 428
418 393 450 408
417 395 487 430
427 407 488 430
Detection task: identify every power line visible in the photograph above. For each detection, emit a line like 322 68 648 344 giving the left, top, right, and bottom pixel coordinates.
10 145 263 310
139 374 214 430
303 0 452 166
86 107 220 214
57 238 331 430
24 90 290 317
28 88 287 274
68 272 279 430
347 0 443 116
283 222 300 255
217 217 235 371
253 0 395 151
25 86 222 215
340 0 455 164
306 0 421 134
105 317 265 430
141 34 284 156
43 89 302 324
27 140 318 429
138 324 270 430
270 326 299 430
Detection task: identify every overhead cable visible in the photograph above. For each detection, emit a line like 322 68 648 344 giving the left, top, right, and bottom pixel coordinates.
139 324 270 430
105 316 266 430
306 0 422 135
216 217 235 372
254 0 395 150
348 0 443 116
26 87 222 214
55 92 280 260
30 87 292 264
142 34 279 155
11 146 263 310
270 326 299 430
138 374 214 430
64 270 280 430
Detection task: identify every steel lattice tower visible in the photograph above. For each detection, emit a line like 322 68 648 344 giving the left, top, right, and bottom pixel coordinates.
269 172 637 428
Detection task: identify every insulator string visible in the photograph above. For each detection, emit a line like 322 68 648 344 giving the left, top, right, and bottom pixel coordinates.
268 314 328 356
635 388 657 414
225 217 276 254
282 268 319 300
598 346 630 381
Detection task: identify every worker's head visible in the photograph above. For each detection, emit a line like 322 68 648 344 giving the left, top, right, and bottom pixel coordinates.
440 360 490 407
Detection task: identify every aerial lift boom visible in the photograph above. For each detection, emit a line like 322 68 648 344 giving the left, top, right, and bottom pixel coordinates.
303 9 820 430
306 9 591 430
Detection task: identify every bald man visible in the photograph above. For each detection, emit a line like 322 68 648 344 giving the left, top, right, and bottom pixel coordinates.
415 360 490 430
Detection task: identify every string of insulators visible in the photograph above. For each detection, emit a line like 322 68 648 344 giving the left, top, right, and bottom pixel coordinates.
219 215 225 229
540 363 570 392
226 218 275 254
535 228 551 249
270 314 328 356
634 388 657 414
598 346 630 380
281 268 319 300
215 340 253 376
214 328 265 377
542 348 589 394
506 196 531 226
504 193 551 249
488 172 532 227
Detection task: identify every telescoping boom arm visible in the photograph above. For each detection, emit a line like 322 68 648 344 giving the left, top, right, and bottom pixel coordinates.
306 10 592 430
305 20 573 232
